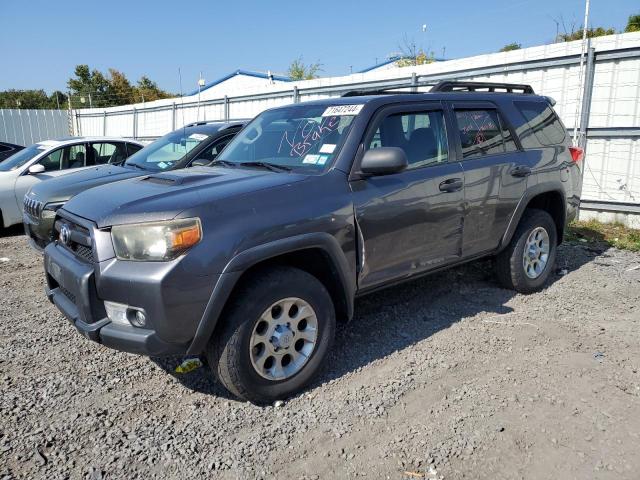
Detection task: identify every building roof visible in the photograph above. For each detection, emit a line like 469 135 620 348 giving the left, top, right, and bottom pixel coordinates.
188 70 291 96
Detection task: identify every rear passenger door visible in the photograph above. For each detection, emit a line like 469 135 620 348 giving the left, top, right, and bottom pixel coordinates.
448 102 529 257
351 102 465 291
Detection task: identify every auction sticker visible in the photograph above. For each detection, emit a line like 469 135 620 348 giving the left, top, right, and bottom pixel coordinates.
302 154 320 164
321 104 364 117
189 133 208 141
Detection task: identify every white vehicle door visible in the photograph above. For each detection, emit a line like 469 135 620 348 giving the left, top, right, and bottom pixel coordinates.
13 143 89 212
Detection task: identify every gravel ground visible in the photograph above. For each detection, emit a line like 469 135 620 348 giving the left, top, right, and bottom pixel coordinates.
1 227 639 480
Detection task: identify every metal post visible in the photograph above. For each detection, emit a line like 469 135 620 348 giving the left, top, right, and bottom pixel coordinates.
172 102 176 130
411 72 418 92
573 0 591 144
103 111 107 136
579 46 596 150
224 96 229 122
293 86 299 103
133 107 137 139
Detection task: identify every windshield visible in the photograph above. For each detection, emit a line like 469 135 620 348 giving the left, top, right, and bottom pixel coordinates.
124 129 210 172
218 104 358 172
0 143 45 171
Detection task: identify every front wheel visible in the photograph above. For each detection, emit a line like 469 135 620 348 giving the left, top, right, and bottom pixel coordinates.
206 267 336 403
496 209 558 294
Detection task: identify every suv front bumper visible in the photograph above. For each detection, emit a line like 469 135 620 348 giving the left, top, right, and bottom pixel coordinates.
23 214 54 253
44 242 193 356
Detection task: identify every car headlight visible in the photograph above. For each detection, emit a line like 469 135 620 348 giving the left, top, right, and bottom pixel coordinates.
41 202 65 219
111 218 202 261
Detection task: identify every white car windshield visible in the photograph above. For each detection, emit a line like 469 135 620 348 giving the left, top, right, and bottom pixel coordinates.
218 104 358 172
0 144 45 171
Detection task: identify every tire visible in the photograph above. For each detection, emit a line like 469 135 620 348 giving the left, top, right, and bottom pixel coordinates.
496 209 558 294
206 266 336 404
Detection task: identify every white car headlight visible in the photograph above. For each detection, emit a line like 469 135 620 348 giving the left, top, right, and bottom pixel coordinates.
111 218 202 261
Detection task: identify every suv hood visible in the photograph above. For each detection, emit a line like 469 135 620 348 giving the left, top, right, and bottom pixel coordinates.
29 164 144 204
62 167 308 228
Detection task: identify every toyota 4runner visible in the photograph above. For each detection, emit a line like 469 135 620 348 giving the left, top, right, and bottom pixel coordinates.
43 82 583 403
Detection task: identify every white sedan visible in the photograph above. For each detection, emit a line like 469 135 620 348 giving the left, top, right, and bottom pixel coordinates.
0 136 144 229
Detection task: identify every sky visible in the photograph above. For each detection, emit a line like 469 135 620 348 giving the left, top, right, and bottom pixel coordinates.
0 0 637 94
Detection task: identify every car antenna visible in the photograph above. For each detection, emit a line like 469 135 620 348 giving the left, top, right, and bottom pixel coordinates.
178 68 187 156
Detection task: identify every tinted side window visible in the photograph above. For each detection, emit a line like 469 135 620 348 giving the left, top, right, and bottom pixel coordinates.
455 110 513 159
514 101 566 147
368 110 449 169
0 145 10 153
187 135 234 165
127 143 143 156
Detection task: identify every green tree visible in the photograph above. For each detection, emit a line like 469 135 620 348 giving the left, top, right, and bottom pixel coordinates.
135 76 172 102
287 57 322 80
67 64 110 108
558 26 616 42
0 89 66 109
500 42 522 52
625 13 640 32
107 68 136 105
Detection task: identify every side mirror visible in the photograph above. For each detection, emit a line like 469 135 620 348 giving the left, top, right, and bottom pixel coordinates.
191 158 210 167
360 147 408 176
28 164 45 175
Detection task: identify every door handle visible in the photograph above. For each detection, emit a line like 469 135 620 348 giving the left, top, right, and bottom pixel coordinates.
439 178 463 192
511 165 532 177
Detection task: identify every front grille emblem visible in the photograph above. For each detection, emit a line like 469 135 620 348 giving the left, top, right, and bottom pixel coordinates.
59 224 71 245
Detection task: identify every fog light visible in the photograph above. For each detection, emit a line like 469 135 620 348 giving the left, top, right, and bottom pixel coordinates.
104 301 147 327
129 309 147 327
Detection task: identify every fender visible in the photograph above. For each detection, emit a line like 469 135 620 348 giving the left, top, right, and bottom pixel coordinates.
499 182 567 252
186 232 355 356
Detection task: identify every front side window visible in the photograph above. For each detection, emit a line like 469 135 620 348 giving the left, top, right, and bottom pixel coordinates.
454 109 514 159
368 110 449 169
39 148 64 171
219 104 357 171
125 130 211 172
514 100 566 147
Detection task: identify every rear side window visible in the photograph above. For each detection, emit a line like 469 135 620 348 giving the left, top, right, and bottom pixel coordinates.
454 109 516 159
514 101 566 147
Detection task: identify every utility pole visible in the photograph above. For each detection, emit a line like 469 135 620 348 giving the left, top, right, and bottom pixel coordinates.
55 92 60 109
573 0 590 145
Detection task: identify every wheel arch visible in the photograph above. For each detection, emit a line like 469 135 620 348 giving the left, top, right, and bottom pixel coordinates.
500 184 567 251
186 233 355 356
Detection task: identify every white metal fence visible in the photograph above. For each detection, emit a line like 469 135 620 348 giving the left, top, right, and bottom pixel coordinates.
74 32 640 220
0 109 72 146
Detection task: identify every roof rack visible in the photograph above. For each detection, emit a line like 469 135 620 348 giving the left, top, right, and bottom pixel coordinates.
341 88 428 97
430 81 535 94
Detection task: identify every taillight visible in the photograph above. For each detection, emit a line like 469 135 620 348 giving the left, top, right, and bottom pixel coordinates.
569 146 584 163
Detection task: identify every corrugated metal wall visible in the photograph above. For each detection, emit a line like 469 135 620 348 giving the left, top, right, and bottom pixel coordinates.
73 32 640 214
0 109 71 146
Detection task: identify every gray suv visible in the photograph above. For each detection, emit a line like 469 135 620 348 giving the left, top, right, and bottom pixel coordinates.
43 82 583 403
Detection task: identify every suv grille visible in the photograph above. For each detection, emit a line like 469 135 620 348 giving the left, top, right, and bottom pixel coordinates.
54 218 96 263
24 196 44 219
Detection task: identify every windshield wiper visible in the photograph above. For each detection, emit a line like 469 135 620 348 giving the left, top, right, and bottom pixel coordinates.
238 161 291 172
126 163 147 171
209 159 238 168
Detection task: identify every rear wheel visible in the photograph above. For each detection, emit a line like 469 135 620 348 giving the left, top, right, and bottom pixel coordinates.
496 209 557 293
206 267 335 403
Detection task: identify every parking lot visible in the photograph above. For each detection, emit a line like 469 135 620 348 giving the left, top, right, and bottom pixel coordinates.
1 227 639 479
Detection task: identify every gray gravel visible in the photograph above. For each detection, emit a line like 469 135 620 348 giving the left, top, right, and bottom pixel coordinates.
1 227 639 479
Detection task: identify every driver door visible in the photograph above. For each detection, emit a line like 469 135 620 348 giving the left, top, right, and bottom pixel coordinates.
14 143 88 212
